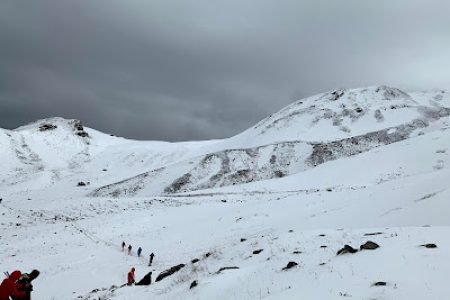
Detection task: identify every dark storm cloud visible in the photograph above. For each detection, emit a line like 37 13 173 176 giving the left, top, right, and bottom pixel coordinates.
1 0 450 140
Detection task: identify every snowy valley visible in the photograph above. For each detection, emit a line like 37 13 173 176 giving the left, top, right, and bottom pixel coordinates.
1 86 450 299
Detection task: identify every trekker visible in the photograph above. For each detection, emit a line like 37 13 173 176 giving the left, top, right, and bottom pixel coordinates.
148 253 155 266
137 247 142 257
121 241 126 251
0 269 40 300
128 245 132 255
127 268 135 286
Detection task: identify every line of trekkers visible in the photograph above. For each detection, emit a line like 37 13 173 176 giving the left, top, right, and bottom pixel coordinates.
122 241 155 287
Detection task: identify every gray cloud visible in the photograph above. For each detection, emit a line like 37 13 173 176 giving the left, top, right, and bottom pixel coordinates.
1 0 450 140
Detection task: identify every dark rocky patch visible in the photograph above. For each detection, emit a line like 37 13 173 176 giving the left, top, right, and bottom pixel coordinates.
360 241 380 250
240 238 247 242
191 258 200 264
77 182 86 187
274 170 284 178
337 245 358 255
72 120 89 138
39 124 57 131
253 249 263 255
292 251 302 254
372 281 387 286
320 245 327 248
282 261 298 271
155 264 185 282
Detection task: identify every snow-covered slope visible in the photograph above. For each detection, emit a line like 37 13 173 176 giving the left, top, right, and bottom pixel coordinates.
1 86 450 300
91 86 450 197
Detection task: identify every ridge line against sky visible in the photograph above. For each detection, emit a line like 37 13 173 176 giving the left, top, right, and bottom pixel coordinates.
1 0 450 141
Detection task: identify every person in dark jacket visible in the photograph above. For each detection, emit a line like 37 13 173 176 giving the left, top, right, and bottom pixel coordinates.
148 253 155 266
137 247 142 257
128 245 132 255
121 241 126 251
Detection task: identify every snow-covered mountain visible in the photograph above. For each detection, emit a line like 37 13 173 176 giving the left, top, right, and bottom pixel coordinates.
1 86 450 300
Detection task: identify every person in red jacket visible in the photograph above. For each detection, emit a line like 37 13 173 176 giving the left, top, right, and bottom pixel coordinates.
127 267 135 286
0 270 40 300
0 271 28 300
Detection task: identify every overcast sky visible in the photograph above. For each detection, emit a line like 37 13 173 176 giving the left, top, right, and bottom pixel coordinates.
1 1 450 141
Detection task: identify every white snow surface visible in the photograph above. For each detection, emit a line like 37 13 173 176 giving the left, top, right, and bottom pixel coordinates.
1 86 450 299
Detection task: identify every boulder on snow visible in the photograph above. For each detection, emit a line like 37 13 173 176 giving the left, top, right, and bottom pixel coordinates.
191 258 200 264
336 245 358 255
155 264 185 282
216 266 239 274
253 249 263 255
190 280 198 289
372 281 387 286
282 261 298 271
360 241 380 250
364 232 383 236
420 243 437 249
136 271 152 286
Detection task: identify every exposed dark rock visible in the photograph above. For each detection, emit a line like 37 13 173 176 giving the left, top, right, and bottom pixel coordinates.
155 264 185 282
240 238 247 242
204 252 211 258
136 272 152 286
320 245 327 248
282 261 298 271
421 243 437 249
364 232 383 236
360 241 380 250
72 120 89 138
216 266 239 274
164 173 192 193
39 124 57 131
190 280 198 289
253 249 263 255
292 251 302 254
319 234 326 237
337 245 358 255
221 199 227 203
274 170 284 178
372 282 387 286
191 258 200 264
77 182 86 187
